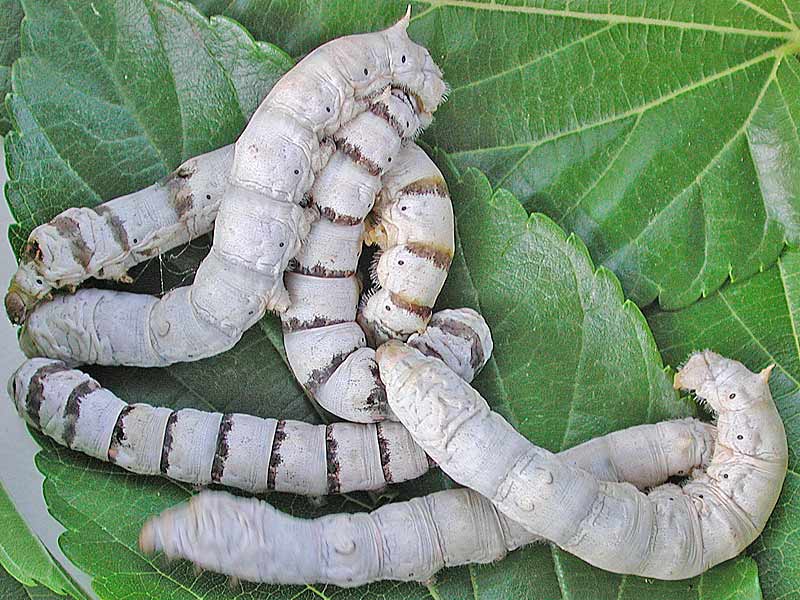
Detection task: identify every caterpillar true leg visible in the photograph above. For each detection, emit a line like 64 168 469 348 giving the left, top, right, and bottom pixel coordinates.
381 345 787 580
359 143 454 346
7 308 488 496
137 417 716 586
4 146 233 325
14 13 447 367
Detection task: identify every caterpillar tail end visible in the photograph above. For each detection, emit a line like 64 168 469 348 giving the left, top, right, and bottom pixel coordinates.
5 289 28 325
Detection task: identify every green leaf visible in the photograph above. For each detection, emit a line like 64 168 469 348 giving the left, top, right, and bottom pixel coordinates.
188 0 800 309
2 1 770 598
3 0 291 254
0 563 66 600
0 0 22 135
648 247 800 600
0 482 85 599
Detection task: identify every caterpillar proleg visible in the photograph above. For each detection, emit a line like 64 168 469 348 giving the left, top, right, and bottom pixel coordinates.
7 308 488 496
381 345 787 580
13 13 447 367
138 417 716 586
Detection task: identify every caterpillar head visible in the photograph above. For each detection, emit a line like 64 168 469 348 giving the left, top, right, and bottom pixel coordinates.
5 261 52 325
385 7 448 119
358 287 429 347
674 350 774 414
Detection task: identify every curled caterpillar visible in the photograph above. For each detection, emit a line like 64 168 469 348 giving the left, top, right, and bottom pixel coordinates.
359 143 454 346
138 417 716 586
7 309 488 496
12 13 446 367
4 145 232 325
380 345 787 580
280 85 425 422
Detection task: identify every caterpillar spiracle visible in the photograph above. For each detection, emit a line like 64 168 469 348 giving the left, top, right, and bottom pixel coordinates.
9 12 447 368
138 417 716 586
381 345 787 580
7 309 488 497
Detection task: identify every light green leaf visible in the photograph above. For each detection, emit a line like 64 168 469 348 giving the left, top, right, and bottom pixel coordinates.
0 563 66 600
0 482 85 599
0 0 22 135
648 247 800 600
190 0 800 309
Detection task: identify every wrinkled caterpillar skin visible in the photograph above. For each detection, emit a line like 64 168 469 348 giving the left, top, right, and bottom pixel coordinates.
138 418 716 586
4 146 233 325
382 345 787 580
281 88 423 422
360 144 454 346
15 13 446 367
7 308 487 496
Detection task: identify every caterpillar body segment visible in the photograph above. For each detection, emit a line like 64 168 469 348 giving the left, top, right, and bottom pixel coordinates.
8 307 486 495
280 88 422 423
381 345 787 580
5 146 233 326
360 144 454 346
138 417 716 586
12 14 447 368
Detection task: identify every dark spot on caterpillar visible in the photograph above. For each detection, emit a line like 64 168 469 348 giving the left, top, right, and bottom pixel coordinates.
401 206 407 211
52 216 92 269
319 206 364 227
279 242 284 247
282 315 348 333
132 239 138 244
64 378 100 448
25 362 68 429
326 106 331 113
206 194 211 200
677 470 684 475
401 55 406 63
390 292 433 319
398 260 404 265
267 420 287 491
335 139 382 176
107 405 135 463
211 414 235 483
36 278 43 285
669 497 673 501
723 473 729 479
729 393 736 399
159 411 180 474
737 434 744 440
385 305 391 311
387 157 391 162
363 68 369 76
376 423 393 483
248 310 254 315
698 494 704 498
406 241 454 270
294 169 300 175
326 425 341 494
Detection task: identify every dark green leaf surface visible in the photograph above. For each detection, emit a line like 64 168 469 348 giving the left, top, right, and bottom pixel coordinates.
0 0 23 135
648 248 800 600
192 0 800 309
0 483 84 599
0 564 65 600
4 0 291 254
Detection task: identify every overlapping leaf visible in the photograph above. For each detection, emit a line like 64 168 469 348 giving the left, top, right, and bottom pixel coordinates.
0 0 22 135
187 0 800 309
648 248 800 600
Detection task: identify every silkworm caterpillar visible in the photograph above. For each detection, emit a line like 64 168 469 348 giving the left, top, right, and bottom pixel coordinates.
138 417 716 586
13 12 447 367
381 345 787 580
280 84 425 422
7 308 487 496
359 143 454 346
4 146 233 325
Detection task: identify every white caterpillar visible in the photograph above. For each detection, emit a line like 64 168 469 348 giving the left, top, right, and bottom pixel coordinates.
138 417 716 586
381 345 787 580
7 309 488 496
359 143 454 346
4 145 232 325
12 13 447 367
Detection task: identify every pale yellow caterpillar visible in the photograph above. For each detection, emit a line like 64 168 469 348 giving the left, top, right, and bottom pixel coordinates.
7 309 488 496
137 417 716 586
359 143 454 346
11 13 447 368
381 345 787 580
